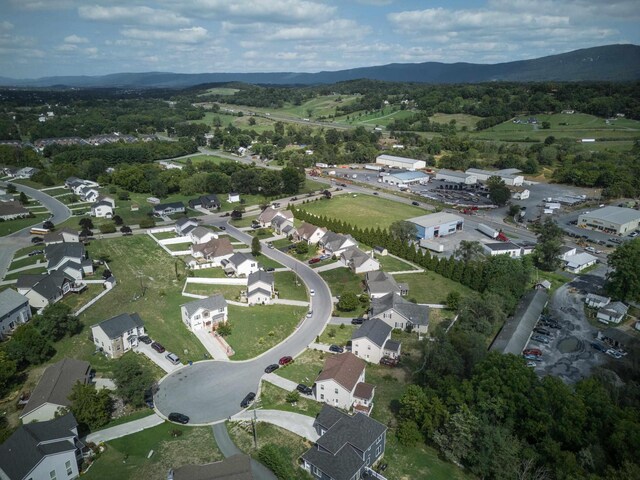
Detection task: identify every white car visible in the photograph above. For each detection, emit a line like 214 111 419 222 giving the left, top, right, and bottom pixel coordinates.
309 289 315 296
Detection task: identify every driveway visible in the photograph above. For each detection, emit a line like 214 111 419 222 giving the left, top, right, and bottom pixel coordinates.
154 220 333 424
85 413 164 444
134 343 182 374
193 329 230 361
232 409 319 442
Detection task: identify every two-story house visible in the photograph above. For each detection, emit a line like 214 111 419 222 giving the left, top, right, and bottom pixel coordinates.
351 319 401 364
271 215 295 236
43 227 80 246
318 231 357 256
190 237 234 265
91 312 145 359
370 293 429 334
188 226 218 245
365 271 408 299
340 247 380 274
301 405 387 480
257 207 294 229
90 200 113 218
188 194 220 211
314 352 375 415
45 242 92 277
16 271 85 310
180 294 228 331
294 222 327 245
597 301 628 324
175 217 199 236
246 271 275 305
0 289 32 340
222 252 259 277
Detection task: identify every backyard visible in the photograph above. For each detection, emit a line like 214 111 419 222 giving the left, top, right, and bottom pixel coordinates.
393 271 474 304
319 268 365 298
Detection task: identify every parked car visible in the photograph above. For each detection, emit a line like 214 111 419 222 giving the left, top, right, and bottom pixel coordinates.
139 335 152 345
329 345 344 353
241 392 256 408
411 201 420 206
31 237 43 244
168 412 190 424
531 335 550 344
590 342 607 352
351 318 365 325
380 357 398 367
151 342 166 353
264 364 279 374
267 242 275 249
165 352 180 365
296 384 313 395
309 289 315 296
534 327 551 336
523 354 541 361
319 254 331 260
144 390 154 409
308 258 321 264
28 250 43 256
279 356 293 366
373 192 379 195
606 348 623 359
263 266 275 272
307 310 313 318
523 348 542 356
526 361 537 367
219 226 226 230
290 197 298 201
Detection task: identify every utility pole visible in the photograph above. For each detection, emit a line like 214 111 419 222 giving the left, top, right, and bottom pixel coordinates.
252 400 258 449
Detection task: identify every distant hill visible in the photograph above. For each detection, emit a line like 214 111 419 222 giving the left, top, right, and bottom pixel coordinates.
1 44 639 88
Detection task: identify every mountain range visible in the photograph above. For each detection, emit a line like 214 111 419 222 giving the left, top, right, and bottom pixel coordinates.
1 44 638 89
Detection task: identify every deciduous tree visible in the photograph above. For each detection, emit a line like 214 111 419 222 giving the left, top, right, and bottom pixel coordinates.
606 238 640 301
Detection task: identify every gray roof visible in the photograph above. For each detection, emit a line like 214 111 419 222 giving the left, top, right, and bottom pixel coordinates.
247 287 272 299
247 271 274 288
490 289 549 355
320 231 355 252
170 454 253 480
91 200 112 208
25 271 75 301
45 242 85 269
383 339 401 353
176 217 198 228
271 215 292 228
408 212 464 228
154 201 185 211
565 252 597 269
370 293 429 327
190 226 215 239
365 271 402 295
314 403 349 431
21 358 91 417
0 413 78 480
228 252 256 267
341 247 375 268
598 301 628 318
94 312 144 339
579 206 640 225
352 318 392 348
376 154 423 165
0 288 29 317
181 294 228 317
484 241 522 251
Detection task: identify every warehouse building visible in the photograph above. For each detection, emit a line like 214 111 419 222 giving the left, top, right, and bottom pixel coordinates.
578 206 640 235
408 212 464 240
465 168 524 186
375 154 426 171
382 170 429 187
435 169 477 184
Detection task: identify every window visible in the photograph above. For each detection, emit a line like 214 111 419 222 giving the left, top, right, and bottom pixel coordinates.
367 345 371 350
320 394 324 400
50 471 57 480
376 446 382 456
334 388 338 394
203 311 210 318
65 460 72 475
313 466 321 475
320 385 324 390
194 314 200 320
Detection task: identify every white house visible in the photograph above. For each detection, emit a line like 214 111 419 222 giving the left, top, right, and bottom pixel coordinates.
189 226 218 245
483 241 524 258
340 247 380 274
365 271 408 299
564 252 598 273
370 293 429 334
180 294 228 331
585 293 610 309
246 271 275 305
190 237 234 264
0 289 32 340
351 319 401 364
228 192 240 203
294 222 327 245
91 312 145 359
314 352 375 415
558 246 577 261
90 200 113 218
597 301 628 324
257 207 294 228
175 217 199 236
510 186 530 200
271 215 294 235
79 186 100 202
222 252 259 277
318 231 357 256
44 227 80 246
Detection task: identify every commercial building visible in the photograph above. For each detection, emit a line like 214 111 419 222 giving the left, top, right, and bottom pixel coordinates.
375 154 426 170
578 206 640 235
435 169 477 184
407 212 464 240
382 170 429 187
465 168 524 186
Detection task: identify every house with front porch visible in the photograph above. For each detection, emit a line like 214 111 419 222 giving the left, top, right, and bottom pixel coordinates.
351 319 401 364
294 222 327 245
180 294 228 331
370 293 429 334
91 312 145 359
222 252 260 277
340 247 380 274
153 202 185 217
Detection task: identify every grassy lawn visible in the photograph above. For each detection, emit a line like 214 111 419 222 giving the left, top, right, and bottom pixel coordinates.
182 283 244 301
259 382 322 418
319 268 364 297
430 113 482 130
271 238 292 249
3 266 47 281
532 269 572 293
226 421 312 480
84 422 222 480
174 154 234 166
190 267 227 278
274 271 307 301
226 304 306 360
8 255 42 270
0 213 48 236
255 255 284 269
44 187 69 196
318 324 356 346
275 349 325 385
393 271 473 304
153 231 178 240
12 244 45 257
97 409 155 430
377 255 418 272
229 216 255 228
163 241 192 252
58 284 104 312
296 195 424 229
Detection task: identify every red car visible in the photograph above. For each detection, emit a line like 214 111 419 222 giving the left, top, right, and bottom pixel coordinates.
279 356 293 366
308 258 321 264
523 348 542 356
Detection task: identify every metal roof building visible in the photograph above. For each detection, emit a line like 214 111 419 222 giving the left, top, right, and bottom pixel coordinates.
407 212 464 240
375 154 426 171
578 206 640 235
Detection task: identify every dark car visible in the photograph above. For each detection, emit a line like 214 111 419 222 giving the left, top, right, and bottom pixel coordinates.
373 192 379 195
590 342 607 352
411 201 420 206
139 335 152 345
151 342 165 353
28 250 43 256
279 356 293 366
219 226 226 230
168 412 189 424
144 389 154 408
534 327 551 336
263 266 275 272
241 392 256 408
351 318 365 325
297 384 313 395
264 364 279 374
31 237 43 244
380 357 398 367
523 348 542 356
308 258 321 264
329 345 344 353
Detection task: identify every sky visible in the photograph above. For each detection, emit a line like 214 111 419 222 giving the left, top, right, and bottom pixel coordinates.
1 0 638 78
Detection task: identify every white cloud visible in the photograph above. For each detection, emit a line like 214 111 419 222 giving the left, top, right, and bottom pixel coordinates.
79 5 191 27
1 21 14 31
55 44 78 52
64 34 89 44
271 19 369 41
120 27 209 44
9 0 77 10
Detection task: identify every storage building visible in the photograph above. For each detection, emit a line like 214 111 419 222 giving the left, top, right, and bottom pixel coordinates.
578 206 640 235
375 154 426 171
435 169 477 184
465 168 524 186
408 212 464 240
382 170 429 186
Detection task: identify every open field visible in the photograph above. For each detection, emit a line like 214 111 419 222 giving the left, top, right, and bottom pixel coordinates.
319 268 365 298
376 255 417 272
226 304 306 360
393 271 473 304
297 195 424 229
430 113 482 130
199 87 240 96
182 283 244 300
84 422 222 480
274 271 307 301
173 154 232 166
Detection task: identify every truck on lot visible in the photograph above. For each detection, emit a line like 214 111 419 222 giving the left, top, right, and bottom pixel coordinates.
364 164 383 171
419 238 444 252
477 223 509 241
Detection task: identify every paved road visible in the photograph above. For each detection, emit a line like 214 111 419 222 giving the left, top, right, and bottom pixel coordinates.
212 423 277 480
154 219 333 424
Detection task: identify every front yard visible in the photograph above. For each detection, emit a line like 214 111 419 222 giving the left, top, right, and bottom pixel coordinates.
377 254 419 272
0 213 48 237
319 268 364 298
274 271 307 301
259 382 322 418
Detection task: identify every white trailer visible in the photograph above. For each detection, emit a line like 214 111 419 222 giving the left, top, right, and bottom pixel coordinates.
364 164 383 172
420 238 444 253
477 223 499 239
545 203 561 210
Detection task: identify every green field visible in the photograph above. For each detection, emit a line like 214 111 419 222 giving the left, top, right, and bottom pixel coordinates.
318 324 355 346
8 254 42 271
3 266 47 281
376 254 418 272
199 87 240 96
431 112 482 130
259 382 322 418
174 154 232 166
226 304 306 360
274 271 307 301
0 213 47 236
297 195 424 230
393 271 473 304
182 283 244 300
319 268 364 298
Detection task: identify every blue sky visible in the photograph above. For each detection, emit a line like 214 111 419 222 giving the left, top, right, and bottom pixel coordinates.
1 0 638 78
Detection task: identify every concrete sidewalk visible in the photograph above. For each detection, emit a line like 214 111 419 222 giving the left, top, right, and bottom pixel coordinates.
232 409 319 442
85 413 163 444
330 316 354 325
271 299 309 307
314 261 344 273
262 373 298 392
5 261 45 274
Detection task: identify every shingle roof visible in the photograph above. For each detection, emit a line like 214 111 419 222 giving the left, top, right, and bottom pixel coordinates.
296 222 325 240
351 319 392 348
170 454 253 480
190 226 215 240
228 252 256 267
28 270 75 300
45 242 85 269
154 201 185 211
353 382 375 400
341 247 375 268
181 294 228 317
315 352 365 392
176 217 198 228
21 358 91 417
0 288 29 317
43 227 79 244
93 312 144 339
247 271 274 288
370 293 429 327
315 403 349 432
0 201 29 217
365 270 402 296
383 339 401 353
598 301 628 318
320 231 355 252
191 237 234 258
484 241 522 252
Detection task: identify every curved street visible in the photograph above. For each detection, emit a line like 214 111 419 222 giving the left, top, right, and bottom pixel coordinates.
153 219 333 424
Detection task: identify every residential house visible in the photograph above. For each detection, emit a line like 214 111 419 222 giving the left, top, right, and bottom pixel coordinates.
0 201 29 221
271 214 294 235
16 271 84 309
0 413 86 480
597 301 629 324
90 200 113 218
180 294 228 331
351 319 401 364
188 194 220 210
0 289 32 340
222 252 259 277
510 186 530 200
294 222 327 245
301 405 387 480
597 327 640 351
91 312 145 359
365 271 408 299
78 186 99 203
189 226 218 245
246 271 274 305
153 202 186 217
175 217 199 236
45 242 92 277
227 192 240 203
373 246 387 256
20 358 91 424
43 227 79 246
558 245 577 261
318 231 357 256
168 454 253 480
370 293 429 334
97 195 115 208
585 293 610 308
190 237 234 265
314 352 375 414
340 247 380 274
257 207 294 228
564 252 598 273
15 167 39 178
